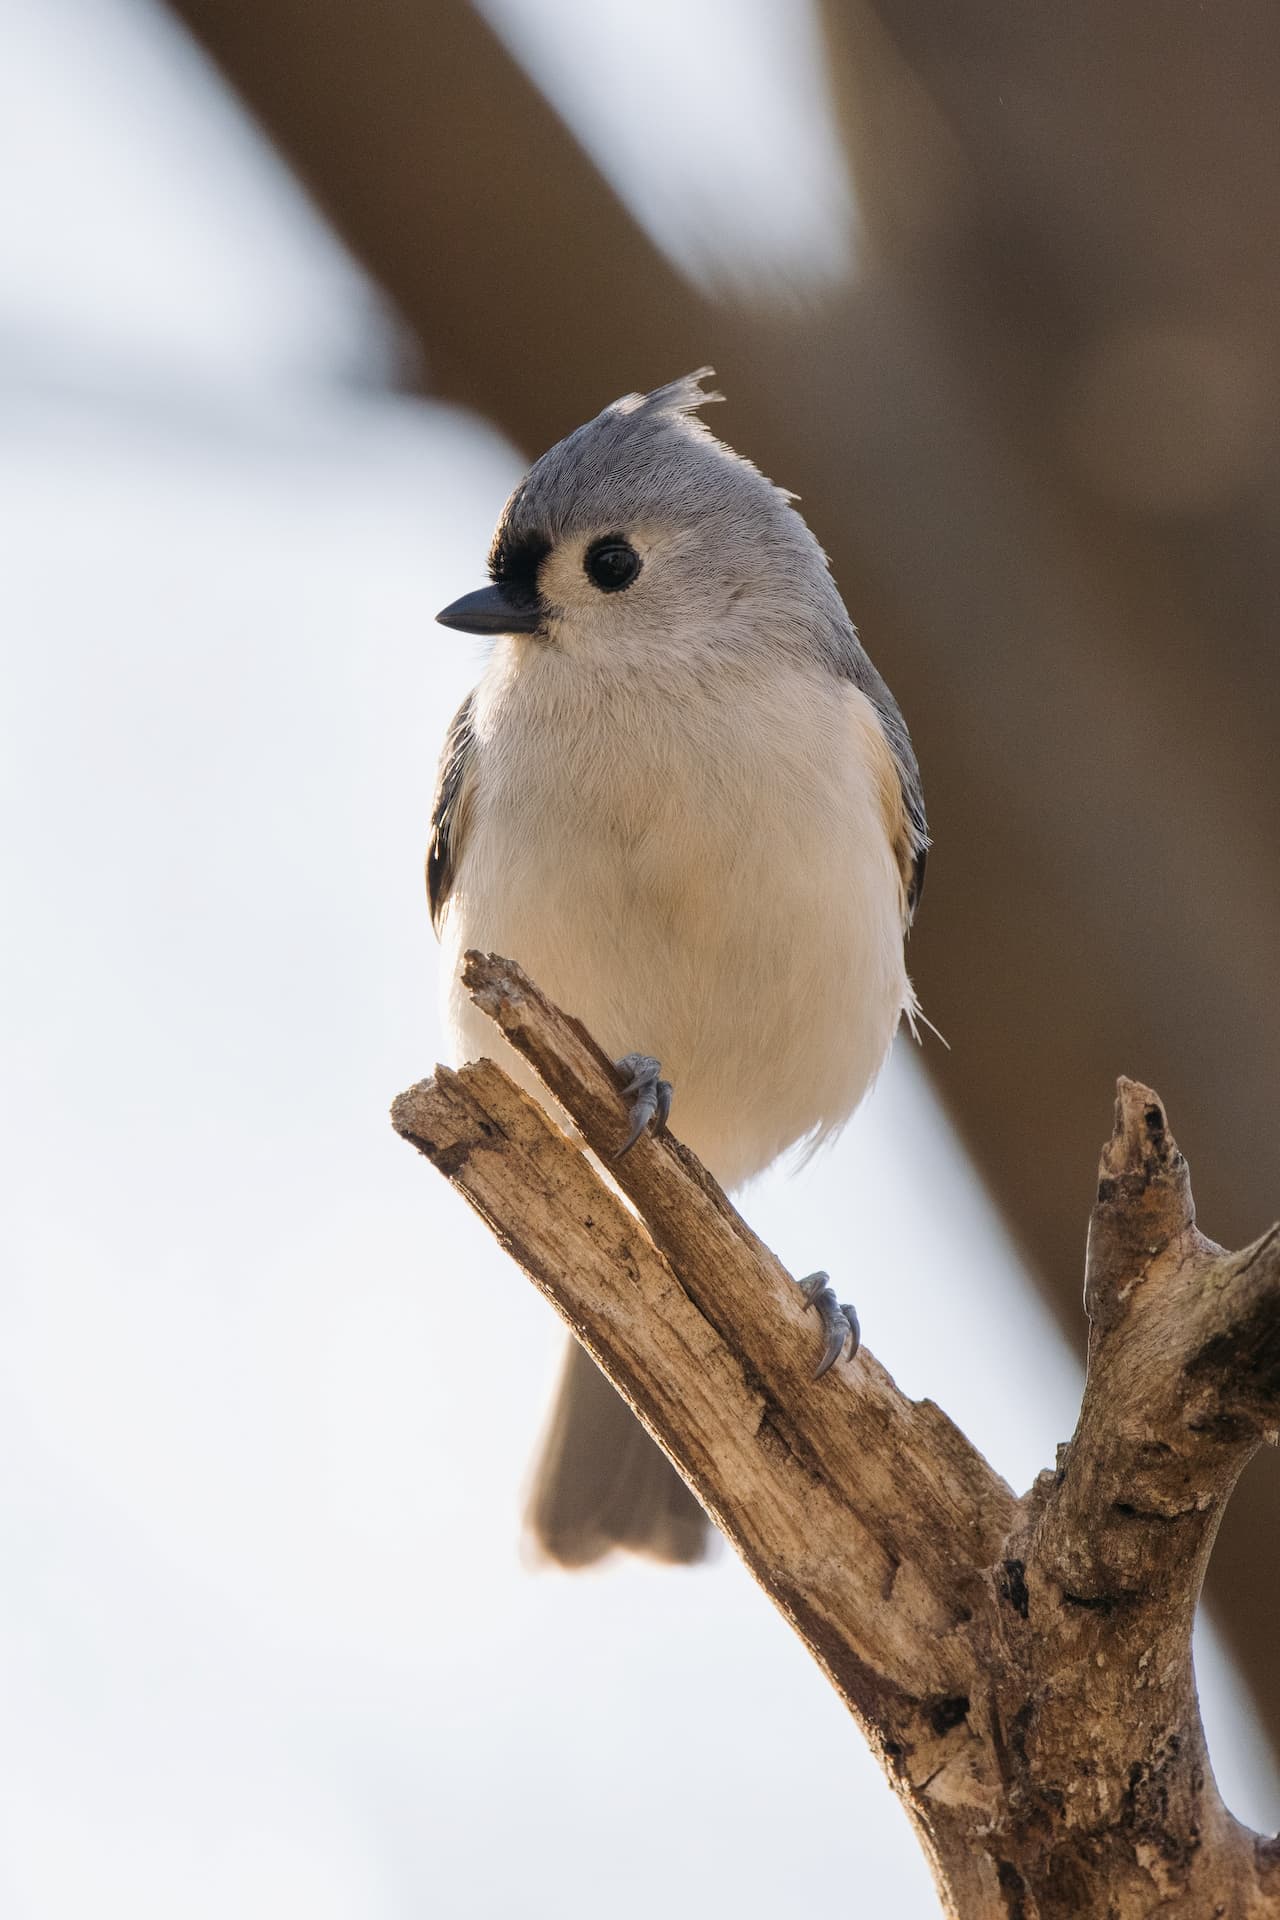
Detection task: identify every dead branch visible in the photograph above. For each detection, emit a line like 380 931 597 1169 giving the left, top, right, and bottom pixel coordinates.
392 951 1280 1917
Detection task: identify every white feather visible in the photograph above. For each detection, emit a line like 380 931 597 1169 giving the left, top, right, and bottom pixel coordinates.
441 631 910 1191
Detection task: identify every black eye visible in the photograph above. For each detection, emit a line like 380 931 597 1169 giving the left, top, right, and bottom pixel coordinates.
584 536 641 594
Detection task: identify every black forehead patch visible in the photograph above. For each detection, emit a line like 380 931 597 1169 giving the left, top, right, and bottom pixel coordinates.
489 529 551 593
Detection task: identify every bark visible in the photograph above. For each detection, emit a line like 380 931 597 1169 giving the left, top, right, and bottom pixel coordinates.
392 952 1280 1917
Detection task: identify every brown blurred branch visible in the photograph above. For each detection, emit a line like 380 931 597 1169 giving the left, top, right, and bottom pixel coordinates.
393 954 1280 1917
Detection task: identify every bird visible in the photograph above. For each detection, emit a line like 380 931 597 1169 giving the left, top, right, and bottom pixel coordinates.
429 371 927 1568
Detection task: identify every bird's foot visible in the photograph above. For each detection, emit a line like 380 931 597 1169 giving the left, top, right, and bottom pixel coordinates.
613 1053 673 1158
798 1272 861 1380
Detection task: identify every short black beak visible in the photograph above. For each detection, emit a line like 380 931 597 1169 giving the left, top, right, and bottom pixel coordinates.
435 582 544 636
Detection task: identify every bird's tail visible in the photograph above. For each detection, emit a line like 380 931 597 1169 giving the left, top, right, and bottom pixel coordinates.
525 1340 711 1567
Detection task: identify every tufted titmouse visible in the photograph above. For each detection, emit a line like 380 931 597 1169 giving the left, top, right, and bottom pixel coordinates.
430 373 927 1567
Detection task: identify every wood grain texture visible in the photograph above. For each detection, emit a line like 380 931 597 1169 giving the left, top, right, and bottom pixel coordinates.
394 954 1280 1916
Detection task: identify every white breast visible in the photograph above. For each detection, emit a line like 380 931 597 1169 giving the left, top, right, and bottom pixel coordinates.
440 641 911 1191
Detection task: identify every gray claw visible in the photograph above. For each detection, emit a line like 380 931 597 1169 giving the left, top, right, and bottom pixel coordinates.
614 1053 674 1158
799 1271 861 1380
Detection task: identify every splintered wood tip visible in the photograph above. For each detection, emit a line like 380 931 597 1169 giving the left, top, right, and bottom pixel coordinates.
1101 1077 1182 1184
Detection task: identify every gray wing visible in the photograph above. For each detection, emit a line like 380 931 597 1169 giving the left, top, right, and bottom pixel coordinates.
871 675 929 921
831 627 929 921
427 691 477 931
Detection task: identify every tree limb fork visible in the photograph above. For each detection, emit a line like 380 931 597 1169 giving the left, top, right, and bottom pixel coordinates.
392 951 1280 1917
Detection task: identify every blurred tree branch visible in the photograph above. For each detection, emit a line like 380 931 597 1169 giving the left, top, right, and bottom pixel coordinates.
394 954 1280 1917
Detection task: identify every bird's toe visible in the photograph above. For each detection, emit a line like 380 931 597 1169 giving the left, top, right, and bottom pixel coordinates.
613 1053 674 1157
799 1271 861 1380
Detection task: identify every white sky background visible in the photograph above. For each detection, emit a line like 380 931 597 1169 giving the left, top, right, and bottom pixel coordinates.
1 1 1276 1915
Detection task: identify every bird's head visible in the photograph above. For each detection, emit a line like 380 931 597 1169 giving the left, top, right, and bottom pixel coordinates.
435 371 842 672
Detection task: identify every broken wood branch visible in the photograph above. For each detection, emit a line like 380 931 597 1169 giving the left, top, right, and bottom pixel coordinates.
393 951 1280 1917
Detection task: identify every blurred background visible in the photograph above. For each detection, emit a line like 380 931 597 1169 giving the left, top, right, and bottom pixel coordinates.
3 0 1279 1912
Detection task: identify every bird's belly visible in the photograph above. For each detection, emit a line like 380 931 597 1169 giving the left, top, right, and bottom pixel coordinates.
441 747 909 1190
